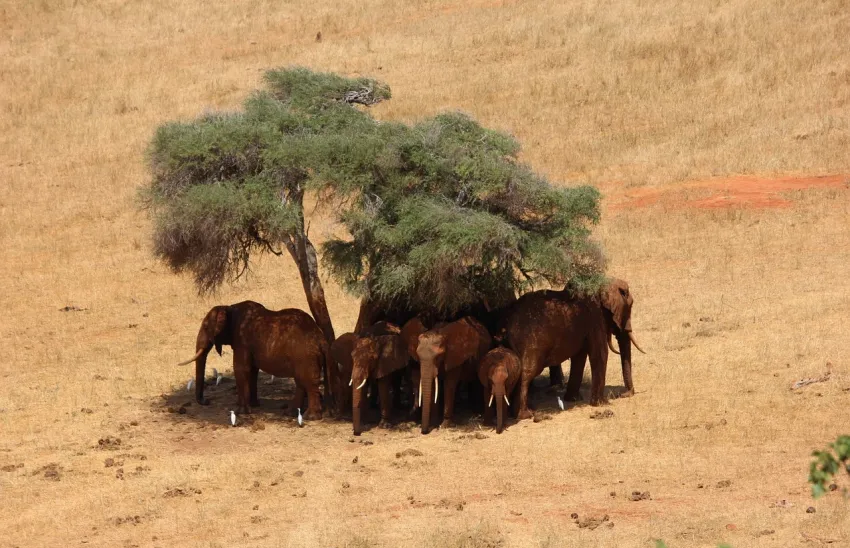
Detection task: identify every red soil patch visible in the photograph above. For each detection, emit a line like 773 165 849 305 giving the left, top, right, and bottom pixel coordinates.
609 175 849 210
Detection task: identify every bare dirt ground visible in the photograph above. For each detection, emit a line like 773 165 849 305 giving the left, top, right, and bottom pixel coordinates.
2 1 850 547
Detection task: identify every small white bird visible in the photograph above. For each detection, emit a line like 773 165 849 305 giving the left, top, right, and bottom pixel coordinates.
297 408 303 427
187 379 194 391
212 368 219 379
557 396 565 411
230 410 237 427
216 375 223 386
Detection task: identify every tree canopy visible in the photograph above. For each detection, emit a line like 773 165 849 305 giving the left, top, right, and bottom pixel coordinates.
143 67 606 329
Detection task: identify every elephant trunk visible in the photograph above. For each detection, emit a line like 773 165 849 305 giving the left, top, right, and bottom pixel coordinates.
617 330 634 395
494 384 507 434
194 345 212 405
420 365 436 434
352 384 363 436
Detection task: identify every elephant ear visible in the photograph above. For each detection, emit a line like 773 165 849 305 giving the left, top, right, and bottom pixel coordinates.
376 335 408 378
602 279 631 332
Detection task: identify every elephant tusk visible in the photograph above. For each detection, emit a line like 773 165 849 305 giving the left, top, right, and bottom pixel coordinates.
504 395 510 406
418 379 422 408
356 379 367 390
349 378 353 387
607 336 620 355
488 394 494 407
434 377 439 404
629 332 646 354
176 349 204 366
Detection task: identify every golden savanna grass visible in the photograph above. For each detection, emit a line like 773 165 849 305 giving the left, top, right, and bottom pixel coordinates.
1 0 849 546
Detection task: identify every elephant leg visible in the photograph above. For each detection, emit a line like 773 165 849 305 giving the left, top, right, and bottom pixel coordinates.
565 349 587 402
234 357 252 415
249 366 260 407
304 380 323 420
549 365 565 387
377 377 393 428
442 371 460 427
482 384 494 425
291 382 306 416
588 342 609 406
516 373 534 421
409 367 421 417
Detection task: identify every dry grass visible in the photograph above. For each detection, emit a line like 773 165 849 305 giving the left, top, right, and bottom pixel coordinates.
1 0 850 546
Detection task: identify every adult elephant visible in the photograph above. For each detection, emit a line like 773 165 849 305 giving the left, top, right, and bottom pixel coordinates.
349 326 409 435
416 317 492 434
502 279 644 420
177 301 331 419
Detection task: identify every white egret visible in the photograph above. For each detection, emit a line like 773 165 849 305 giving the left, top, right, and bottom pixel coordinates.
297 408 303 427
230 410 237 427
187 379 194 391
557 396 565 411
216 375 223 386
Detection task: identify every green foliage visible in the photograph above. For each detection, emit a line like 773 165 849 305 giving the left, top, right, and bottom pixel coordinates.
144 67 605 314
809 435 850 498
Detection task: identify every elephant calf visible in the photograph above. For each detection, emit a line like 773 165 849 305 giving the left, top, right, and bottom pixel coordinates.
177 301 330 419
477 347 521 434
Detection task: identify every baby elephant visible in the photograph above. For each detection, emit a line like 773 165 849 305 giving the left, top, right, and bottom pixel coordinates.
477 347 521 434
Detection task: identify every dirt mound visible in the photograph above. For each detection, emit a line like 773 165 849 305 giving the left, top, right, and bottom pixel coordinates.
610 174 849 210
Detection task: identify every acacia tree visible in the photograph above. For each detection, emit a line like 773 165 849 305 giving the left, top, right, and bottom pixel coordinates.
143 67 606 342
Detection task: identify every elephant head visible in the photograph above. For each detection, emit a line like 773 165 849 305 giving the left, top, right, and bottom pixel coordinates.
177 305 232 404
600 279 644 396
350 332 408 435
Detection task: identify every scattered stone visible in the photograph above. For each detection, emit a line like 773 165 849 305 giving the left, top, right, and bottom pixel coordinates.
769 499 794 509
115 468 125 480
629 491 650 501
360 440 374 446
455 501 465 511
533 413 552 423
342 481 350 489
352 456 358 464
1 463 23 472
60 305 87 312
292 490 307 498
570 513 579 519
697 483 704 489
97 437 122 450
113 515 142 526
609 491 616 497
510 510 522 516
253 505 259 510
80 408 93 414
757 529 775 537
163 487 202 498
35 463 62 481
590 409 614 419
575 514 610 530
806 506 816 513
395 449 423 458
829 483 838 492
716 480 732 488
250 516 267 524
252 481 260 488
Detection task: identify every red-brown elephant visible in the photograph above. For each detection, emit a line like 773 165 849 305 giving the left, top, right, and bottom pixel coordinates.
349 325 409 435
416 317 492 434
477 347 521 434
177 301 331 419
501 279 643 420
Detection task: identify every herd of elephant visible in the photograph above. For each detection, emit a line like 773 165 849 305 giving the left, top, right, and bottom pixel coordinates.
177 279 643 435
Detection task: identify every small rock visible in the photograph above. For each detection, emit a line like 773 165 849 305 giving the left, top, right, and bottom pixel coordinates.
609 491 616 497
342 482 350 489
589 409 614 419
716 480 732 488
757 529 775 537
252 481 260 488
829 483 838 492
570 513 579 519
697 483 704 489
806 506 816 513
629 491 650 501
1 463 23 472
293 471 304 477
80 408 93 414
253 505 259 510
361 440 374 446
395 449 423 458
